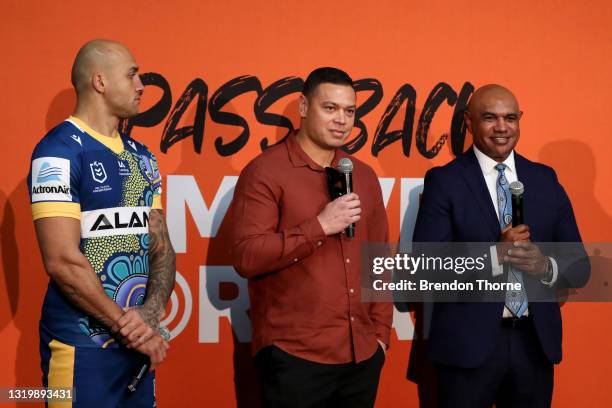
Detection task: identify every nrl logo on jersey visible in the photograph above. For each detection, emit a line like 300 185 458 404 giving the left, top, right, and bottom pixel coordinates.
81 207 150 238
90 161 108 183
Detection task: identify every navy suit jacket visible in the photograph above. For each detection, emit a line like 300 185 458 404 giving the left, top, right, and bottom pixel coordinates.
413 147 589 368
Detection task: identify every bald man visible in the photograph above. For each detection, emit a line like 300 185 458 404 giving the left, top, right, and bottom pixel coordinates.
412 85 589 407
28 40 175 407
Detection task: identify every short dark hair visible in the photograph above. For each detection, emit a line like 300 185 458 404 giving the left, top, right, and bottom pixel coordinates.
302 67 353 99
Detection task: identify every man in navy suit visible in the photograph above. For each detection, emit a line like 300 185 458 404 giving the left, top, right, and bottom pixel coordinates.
412 84 589 407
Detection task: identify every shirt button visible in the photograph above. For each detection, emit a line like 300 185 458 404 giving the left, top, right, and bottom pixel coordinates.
317 241 322 246
350 316 355 322
346 258 350 263
293 258 298 262
349 288 354 294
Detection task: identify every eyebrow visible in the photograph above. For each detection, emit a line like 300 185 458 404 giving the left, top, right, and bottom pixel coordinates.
129 65 139 73
322 101 356 109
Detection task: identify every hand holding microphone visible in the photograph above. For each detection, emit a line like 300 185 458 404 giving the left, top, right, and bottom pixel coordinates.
337 158 356 238
498 181 549 277
317 193 361 236
319 158 360 237
128 327 171 392
499 181 529 243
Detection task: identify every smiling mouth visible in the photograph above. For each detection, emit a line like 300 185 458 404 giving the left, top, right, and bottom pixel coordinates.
330 130 346 137
491 137 511 144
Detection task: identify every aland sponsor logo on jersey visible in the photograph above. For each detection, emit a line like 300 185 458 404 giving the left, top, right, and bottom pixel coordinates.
81 206 150 238
31 157 72 202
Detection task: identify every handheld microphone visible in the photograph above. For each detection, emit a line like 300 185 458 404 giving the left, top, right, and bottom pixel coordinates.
128 327 171 392
509 181 524 227
337 158 355 238
128 360 149 392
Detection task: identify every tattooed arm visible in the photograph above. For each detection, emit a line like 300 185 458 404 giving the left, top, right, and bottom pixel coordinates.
34 217 168 361
142 209 176 326
115 209 176 348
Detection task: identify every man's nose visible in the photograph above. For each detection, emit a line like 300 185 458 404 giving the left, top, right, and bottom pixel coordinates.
494 117 507 132
334 110 346 124
135 75 144 93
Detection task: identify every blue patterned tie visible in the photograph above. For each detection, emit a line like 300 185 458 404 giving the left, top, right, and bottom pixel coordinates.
495 163 528 317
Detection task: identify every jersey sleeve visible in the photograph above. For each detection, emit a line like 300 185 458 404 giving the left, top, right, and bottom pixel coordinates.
28 136 81 221
149 151 163 210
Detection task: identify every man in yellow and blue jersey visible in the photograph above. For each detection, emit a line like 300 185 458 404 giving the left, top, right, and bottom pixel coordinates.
28 39 176 407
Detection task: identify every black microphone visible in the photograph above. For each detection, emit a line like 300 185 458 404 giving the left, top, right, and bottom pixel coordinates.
128 358 149 392
128 327 170 392
509 181 524 227
337 158 355 238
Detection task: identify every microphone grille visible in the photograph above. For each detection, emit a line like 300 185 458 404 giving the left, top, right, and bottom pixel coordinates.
509 181 524 196
337 158 353 174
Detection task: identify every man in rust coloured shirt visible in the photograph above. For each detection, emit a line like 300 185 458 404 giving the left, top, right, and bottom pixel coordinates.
230 67 392 407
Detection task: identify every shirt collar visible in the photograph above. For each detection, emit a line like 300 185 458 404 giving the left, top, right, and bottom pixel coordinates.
473 144 515 175
286 131 348 172
66 116 124 154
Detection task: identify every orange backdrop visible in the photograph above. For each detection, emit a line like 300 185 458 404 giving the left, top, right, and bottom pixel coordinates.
1 0 612 406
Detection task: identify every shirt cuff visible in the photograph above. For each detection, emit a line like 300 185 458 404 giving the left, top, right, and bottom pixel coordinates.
152 194 163 210
490 245 503 277
541 257 559 286
301 216 327 249
31 202 81 221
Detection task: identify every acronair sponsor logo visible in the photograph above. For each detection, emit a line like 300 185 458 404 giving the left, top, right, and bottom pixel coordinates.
81 207 150 238
32 185 70 194
36 162 63 183
31 157 72 202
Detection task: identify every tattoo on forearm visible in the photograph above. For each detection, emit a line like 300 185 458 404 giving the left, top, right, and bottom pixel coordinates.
144 209 176 327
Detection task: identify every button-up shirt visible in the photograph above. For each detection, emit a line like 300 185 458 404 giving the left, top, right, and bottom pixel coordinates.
230 133 392 364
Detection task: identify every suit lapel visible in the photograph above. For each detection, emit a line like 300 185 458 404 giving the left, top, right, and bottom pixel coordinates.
459 149 501 239
514 153 535 231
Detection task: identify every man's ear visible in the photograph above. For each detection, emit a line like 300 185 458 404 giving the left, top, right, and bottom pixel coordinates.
464 110 472 134
298 94 308 118
92 72 105 94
